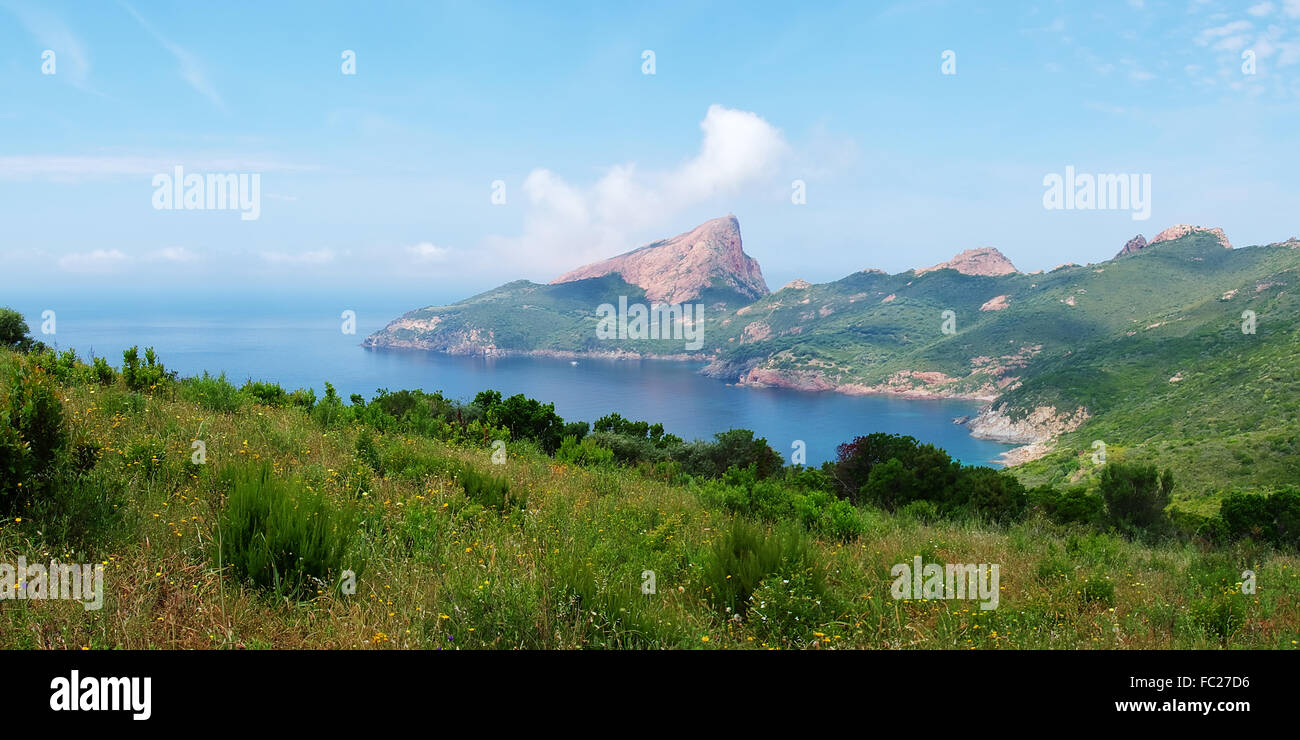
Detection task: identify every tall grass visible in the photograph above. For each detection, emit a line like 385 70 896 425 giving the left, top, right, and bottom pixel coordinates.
215 464 359 600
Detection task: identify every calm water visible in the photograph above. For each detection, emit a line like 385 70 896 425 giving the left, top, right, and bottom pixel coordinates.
15 298 1013 467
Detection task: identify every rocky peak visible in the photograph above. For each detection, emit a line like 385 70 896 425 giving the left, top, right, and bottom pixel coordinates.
781 279 812 290
1116 234 1148 258
916 247 1019 277
550 215 769 304
1149 225 1232 250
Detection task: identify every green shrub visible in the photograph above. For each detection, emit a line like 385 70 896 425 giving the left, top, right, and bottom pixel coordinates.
1 363 68 509
287 387 316 411
1077 574 1115 606
1217 491 1272 542
556 434 615 467
1098 462 1173 534
1217 488 1300 550
702 519 819 617
215 464 359 600
121 346 171 392
898 499 941 524
793 489 864 541
1029 485 1103 526
181 372 244 413
954 465 1028 522
29 467 127 548
748 568 836 642
90 356 116 386
310 382 349 426
243 380 288 407
0 308 34 351
355 429 384 476
458 464 520 511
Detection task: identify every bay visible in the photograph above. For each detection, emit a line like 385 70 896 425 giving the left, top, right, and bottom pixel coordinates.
15 297 1014 467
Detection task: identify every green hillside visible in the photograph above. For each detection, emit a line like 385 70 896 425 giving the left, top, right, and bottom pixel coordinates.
369 230 1300 502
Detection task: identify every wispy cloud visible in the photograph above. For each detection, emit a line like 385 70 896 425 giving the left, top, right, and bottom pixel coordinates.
119 1 225 112
259 250 336 266
2 2 92 89
406 242 450 262
58 249 128 273
0 154 314 182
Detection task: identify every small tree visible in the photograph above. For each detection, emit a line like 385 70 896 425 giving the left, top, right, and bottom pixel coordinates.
1098 462 1173 533
0 308 34 352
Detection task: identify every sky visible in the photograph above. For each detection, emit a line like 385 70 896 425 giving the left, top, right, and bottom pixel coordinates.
2 0 1299 310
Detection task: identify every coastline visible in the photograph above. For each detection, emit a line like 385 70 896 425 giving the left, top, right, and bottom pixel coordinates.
363 339 1082 467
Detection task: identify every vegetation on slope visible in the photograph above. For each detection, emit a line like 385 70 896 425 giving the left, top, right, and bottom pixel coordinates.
1 307 1296 650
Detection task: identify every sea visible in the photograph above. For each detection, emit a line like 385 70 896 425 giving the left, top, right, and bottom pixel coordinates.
6 293 1013 467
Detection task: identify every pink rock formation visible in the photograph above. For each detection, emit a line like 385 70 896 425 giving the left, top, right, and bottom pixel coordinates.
1149 225 1232 250
1116 234 1147 258
550 215 769 304
916 247 1019 277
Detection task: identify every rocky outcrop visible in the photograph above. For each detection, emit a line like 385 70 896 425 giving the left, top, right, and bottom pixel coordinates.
979 294 1011 311
916 247 1019 277
1116 234 1147 258
550 215 769 304
1149 225 1232 250
966 403 1090 444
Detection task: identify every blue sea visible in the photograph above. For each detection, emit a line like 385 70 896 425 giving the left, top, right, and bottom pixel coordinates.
6 292 1013 467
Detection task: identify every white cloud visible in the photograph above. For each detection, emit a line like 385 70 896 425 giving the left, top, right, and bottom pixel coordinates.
1248 2 1275 16
259 250 335 265
148 247 198 262
0 154 312 182
406 242 449 262
1197 20 1253 45
482 105 789 277
1285 0 1300 18
58 249 128 272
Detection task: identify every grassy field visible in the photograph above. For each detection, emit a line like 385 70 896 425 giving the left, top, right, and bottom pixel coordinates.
1 348 1296 650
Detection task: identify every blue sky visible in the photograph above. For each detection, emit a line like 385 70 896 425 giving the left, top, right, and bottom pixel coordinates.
2 0 1299 309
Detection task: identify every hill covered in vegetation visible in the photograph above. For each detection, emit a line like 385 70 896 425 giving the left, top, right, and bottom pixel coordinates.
1 315 1296 649
368 220 1300 502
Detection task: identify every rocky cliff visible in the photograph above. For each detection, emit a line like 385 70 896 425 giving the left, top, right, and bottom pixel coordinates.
550 215 769 304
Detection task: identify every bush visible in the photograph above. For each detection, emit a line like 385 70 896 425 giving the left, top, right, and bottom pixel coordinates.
680 429 783 480
1029 485 1103 526
953 465 1027 522
91 356 116 386
1217 491 1272 542
556 434 615 467
181 372 244 413
793 489 864 541
702 519 819 617
475 391 566 453
458 464 521 511
355 429 384 476
215 464 359 600
0 308 34 351
121 346 171 392
243 381 288 407
748 568 836 642
0 363 68 509
1217 488 1300 550
1098 462 1173 534
310 382 350 426
835 432 927 500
